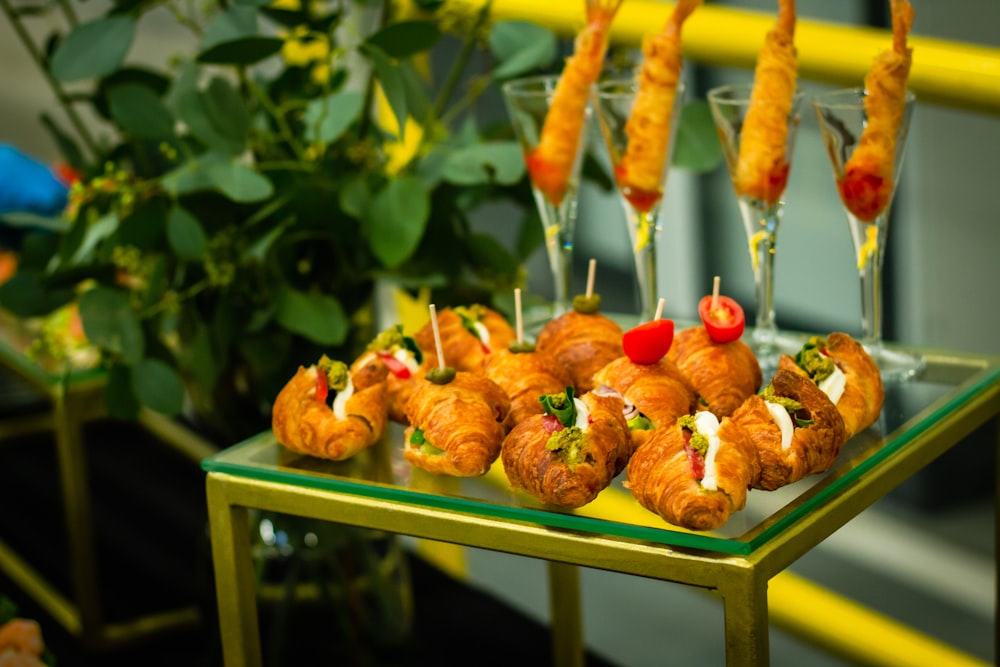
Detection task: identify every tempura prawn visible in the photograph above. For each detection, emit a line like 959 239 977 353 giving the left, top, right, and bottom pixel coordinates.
527 0 624 206
615 0 701 213
839 0 914 223
735 0 798 205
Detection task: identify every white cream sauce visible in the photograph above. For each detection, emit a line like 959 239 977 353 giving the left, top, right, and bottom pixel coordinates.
819 365 846 405
765 401 794 451
693 411 722 491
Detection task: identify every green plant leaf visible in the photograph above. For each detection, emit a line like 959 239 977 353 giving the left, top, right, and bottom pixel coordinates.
0 271 74 318
78 286 145 365
201 76 250 148
189 322 221 392
105 364 141 420
207 161 274 202
199 5 257 52
71 212 119 264
107 83 175 140
303 91 365 144
367 176 430 268
398 60 433 126
338 176 370 219
672 100 724 173
116 199 168 250
50 15 136 82
199 36 283 65
276 287 348 345
360 43 407 140
40 113 86 171
489 21 556 80
167 62 244 155
132 357 185 415
441 141 524 186
364 20 440 58
166 206 208 260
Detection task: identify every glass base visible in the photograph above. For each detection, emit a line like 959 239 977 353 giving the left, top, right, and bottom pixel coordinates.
749 327 812 379
867 344 926 383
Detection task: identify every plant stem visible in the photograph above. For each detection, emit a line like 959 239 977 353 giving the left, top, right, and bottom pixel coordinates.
245 78 306 160
0 0 99 161
430 0 492 119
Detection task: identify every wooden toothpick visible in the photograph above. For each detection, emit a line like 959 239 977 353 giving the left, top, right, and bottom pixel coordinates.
654 297 665 321
586 258 596 298
515 288 524 344
711 276 721 311
429 304 446 370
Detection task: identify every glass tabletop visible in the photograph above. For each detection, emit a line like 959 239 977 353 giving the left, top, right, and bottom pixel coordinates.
203 341 1000 556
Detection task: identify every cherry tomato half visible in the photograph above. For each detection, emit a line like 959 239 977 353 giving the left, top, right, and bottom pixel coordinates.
378 352 412 379
623 319 675 365
698 295 745 344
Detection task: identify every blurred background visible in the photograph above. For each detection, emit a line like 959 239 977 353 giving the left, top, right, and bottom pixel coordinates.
0 0 995 665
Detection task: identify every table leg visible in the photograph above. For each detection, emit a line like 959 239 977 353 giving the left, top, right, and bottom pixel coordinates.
548 560 584 667
207 476 262 667
719 568 770 667
994 415 998 665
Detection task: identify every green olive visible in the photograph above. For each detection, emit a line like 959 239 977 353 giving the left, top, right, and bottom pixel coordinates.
572 294 601 314
508 341 536 353
426 366 456 385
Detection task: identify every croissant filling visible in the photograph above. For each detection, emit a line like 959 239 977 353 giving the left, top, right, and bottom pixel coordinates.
764 401 794 450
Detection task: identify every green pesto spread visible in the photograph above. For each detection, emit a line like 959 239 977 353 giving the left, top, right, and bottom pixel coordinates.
571 294 601 314
760 385 814 428
545 426 586 466
795 336 834 383
409 428 444 455
676 414 709 456
627 414 654 431
367 325 423 364
317 355 348 391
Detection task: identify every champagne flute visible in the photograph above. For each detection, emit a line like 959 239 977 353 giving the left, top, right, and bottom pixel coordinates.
812 87 924 382
593 77 686 322
707 82 805 366
502 75 589 318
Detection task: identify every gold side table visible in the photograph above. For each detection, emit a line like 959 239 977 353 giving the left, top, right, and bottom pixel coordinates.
0 319 218 649
204 346 1000 666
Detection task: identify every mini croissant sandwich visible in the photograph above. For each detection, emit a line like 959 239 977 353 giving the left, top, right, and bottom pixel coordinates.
351 324 425 424
403 368 510 477
501 388 631 508
272 355 388 461
778 333 885 439
592 356 697 449
626 411 760 531
482 341 574 432
666 325 762 418
412 304 516 375
730 368 848 491
536 294 624 394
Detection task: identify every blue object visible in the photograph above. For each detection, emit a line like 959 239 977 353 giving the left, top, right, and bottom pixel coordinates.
0 143 69 217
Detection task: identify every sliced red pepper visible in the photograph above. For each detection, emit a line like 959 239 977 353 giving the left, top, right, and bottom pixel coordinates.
541 414 564 434
698 295 745 344
314 369 329 404
622 319 675 365
378 352 412 379
684 442 705 481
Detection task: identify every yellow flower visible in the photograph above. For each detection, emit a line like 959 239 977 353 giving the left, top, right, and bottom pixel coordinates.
280 27 329 68
270 0 301 10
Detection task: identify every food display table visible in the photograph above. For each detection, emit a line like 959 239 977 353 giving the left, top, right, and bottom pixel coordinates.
0 315 217 648
203 342 1000 666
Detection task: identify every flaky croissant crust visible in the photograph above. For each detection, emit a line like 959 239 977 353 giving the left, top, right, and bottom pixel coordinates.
778 332 884 438
536 310 624 393
626 417 759 531
731 369 848 491
351 351 423 425
402 371 510 477
272 365 388 461
482 347 574 431
501 392 630 508
413 307 515 375
593 356 697 429
667 326 762 418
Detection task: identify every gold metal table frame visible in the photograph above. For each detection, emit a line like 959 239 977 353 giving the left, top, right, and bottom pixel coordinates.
0 319 217 649
204 346 1000 667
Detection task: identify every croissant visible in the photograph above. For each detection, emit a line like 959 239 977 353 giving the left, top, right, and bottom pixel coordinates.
626 412 760 531
730 368 848 491
536 308 623 393
482 345 574 431
272 357 388 461
352 325 426 424
402 371 510 476
592 356 697 448
666 325 762 418
778 332 884 438
413 305 516 375
501 391 631 508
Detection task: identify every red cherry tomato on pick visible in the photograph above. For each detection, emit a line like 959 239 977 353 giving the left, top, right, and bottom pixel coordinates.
698 295 745 344
623 319 675 364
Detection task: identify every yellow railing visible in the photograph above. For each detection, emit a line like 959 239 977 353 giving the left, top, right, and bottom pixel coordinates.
487 0 1000 115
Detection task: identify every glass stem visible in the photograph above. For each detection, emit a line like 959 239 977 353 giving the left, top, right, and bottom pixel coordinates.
631 209 659 322
851 213 888 358
739 199 781 349
547 230 573 316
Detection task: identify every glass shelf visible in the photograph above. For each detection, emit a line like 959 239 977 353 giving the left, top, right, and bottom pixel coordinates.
203 338 1000 557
